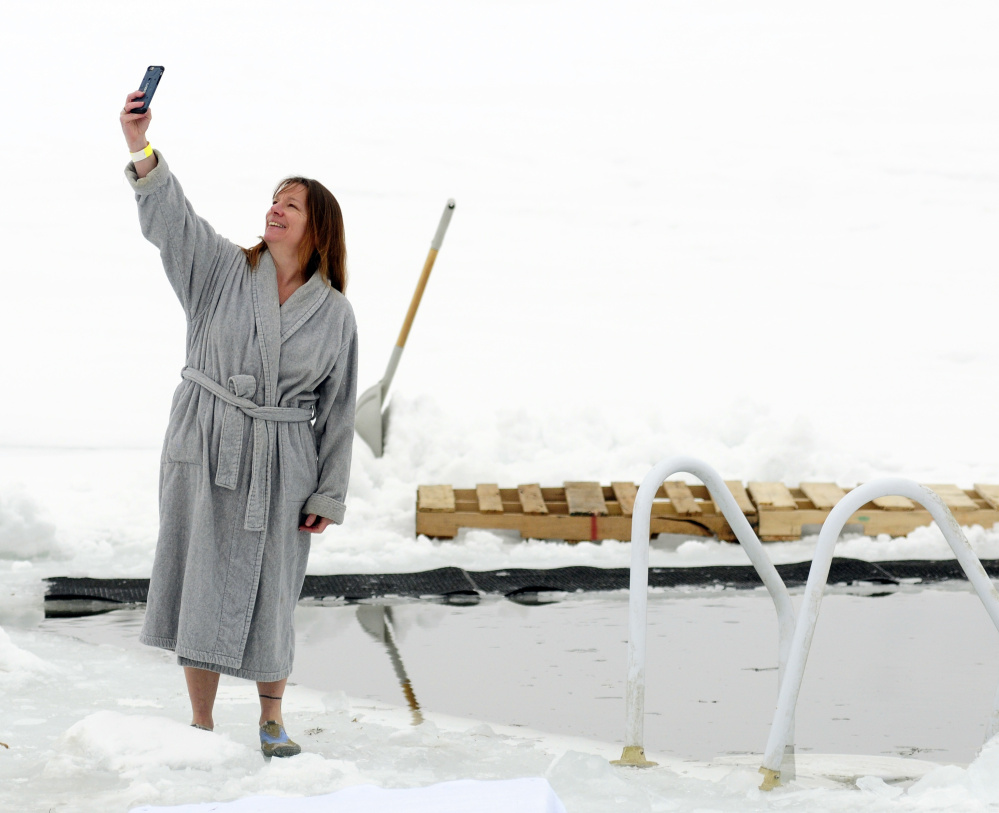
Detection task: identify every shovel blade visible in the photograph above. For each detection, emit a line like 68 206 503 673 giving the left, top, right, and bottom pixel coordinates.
356 605 388 641
355 380 385 457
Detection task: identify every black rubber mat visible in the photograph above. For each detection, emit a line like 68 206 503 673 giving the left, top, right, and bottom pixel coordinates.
46 577 152 604
301 568 479 601
44 557 999 607
880 559 976 583
470 567 630 596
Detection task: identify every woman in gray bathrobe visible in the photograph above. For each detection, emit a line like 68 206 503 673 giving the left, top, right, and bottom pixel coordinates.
120 89 358 757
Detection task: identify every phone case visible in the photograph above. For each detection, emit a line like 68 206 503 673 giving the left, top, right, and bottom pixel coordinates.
134 66 164 114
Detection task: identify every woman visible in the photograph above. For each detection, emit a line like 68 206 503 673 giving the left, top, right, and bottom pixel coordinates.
120 89 358 758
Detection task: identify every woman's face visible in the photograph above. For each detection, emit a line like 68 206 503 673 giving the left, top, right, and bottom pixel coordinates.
264 184 308 253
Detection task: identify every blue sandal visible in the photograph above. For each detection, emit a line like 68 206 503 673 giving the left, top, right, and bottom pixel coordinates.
259 720 301 758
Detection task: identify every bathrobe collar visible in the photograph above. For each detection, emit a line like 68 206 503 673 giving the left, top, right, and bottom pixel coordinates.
251 252 332 405
251 252 282 407
279 270 330 344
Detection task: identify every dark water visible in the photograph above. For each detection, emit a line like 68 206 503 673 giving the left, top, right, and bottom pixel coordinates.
43 584 999 764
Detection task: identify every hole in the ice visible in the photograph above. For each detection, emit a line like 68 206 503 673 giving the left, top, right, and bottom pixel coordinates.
40 583 999 767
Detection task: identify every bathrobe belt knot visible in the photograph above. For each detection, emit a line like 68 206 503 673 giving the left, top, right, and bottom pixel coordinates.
181 367 315 532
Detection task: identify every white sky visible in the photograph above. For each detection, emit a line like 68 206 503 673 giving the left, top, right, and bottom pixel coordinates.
1 0 997 473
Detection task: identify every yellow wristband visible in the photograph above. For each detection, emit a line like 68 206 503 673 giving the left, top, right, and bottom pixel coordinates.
129 143 153 163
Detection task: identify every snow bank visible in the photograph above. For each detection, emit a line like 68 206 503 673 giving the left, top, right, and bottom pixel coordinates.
0 624 52 676
6 401 999 585
906 735 999 808
0 563 46 629
57 711 249 773
546 752 654 813
0 492 61 560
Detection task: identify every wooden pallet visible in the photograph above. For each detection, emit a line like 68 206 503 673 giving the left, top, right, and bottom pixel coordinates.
415 481 999 543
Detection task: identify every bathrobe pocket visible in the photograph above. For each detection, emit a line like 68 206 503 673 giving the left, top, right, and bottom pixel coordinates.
279 421 319 511
164 385 204 465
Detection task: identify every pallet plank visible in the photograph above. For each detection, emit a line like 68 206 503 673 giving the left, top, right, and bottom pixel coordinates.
758 509 827 541
974 484 999 511
927 484 979 511
417 485 455 513
872 494 915 511
611 482 638 517
800 482 847 511
415 511 459 538
518 484 549 515
747 482 797 511
475 483 504 514
664 481 702 516
725 481 756 515
565 481 609 516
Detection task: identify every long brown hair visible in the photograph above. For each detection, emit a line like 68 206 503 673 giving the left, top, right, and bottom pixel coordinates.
243 177 348 293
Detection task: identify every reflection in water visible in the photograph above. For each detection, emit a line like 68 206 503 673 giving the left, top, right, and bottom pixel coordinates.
356 605 424 725
44 599 128 619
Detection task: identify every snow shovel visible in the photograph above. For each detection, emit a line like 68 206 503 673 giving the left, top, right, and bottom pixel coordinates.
355 198 456 456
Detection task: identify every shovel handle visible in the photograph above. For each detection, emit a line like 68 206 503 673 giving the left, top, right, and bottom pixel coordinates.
396 199 456 349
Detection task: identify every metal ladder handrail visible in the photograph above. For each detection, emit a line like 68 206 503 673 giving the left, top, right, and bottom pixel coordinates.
758 477 999 789
613 455 796 768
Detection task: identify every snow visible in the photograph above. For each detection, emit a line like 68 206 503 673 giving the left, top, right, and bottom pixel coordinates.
130 778 567 813
3 0 999 809
0 625 53 679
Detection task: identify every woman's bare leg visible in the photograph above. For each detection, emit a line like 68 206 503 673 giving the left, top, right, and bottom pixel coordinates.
257 678 288 726
184 666 221 730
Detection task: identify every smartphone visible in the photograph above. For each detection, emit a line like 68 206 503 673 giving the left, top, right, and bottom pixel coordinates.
134 66 164 114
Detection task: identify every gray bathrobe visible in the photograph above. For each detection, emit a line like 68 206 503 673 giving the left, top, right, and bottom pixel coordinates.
127 152 358 681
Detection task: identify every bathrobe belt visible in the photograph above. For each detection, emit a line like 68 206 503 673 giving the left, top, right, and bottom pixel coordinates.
181 367 315 532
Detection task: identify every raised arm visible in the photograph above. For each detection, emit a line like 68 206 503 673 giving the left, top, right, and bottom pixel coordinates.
120 90 157 178
119 89 237 318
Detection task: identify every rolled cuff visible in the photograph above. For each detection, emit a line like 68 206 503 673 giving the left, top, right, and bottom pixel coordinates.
304 493 346 525
124 149 170 193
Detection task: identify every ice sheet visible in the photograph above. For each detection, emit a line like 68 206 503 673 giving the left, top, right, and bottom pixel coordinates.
128 778 567 813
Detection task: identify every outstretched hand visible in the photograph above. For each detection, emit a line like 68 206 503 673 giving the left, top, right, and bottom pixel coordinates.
120 90 152 153
299 514 333 534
